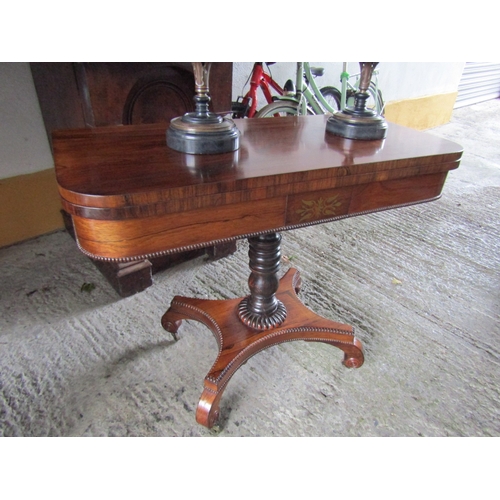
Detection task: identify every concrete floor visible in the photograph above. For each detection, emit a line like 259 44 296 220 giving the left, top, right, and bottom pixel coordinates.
1 99 499 437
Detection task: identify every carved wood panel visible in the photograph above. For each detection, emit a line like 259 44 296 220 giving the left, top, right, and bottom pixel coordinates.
31 62 233 146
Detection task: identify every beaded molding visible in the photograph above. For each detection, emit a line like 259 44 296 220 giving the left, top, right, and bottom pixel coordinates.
74 195 441 263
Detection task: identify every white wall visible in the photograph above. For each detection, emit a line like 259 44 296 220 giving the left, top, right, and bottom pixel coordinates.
378 62 465 101
233 62 465 106
0 62 53 179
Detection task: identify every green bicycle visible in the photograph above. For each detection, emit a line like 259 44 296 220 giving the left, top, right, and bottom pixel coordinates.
255 62 384 118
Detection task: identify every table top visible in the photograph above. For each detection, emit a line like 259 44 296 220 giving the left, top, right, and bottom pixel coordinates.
52 115 463 261
54 115 462 212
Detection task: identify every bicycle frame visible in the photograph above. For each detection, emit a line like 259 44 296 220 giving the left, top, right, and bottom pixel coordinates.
278 63 338 115
240 63 284 117
340 62 349 110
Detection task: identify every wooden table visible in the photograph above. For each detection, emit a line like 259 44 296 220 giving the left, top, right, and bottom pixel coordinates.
53 115 462 428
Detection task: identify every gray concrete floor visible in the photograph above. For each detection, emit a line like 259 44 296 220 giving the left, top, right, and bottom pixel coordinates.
1 99 499 437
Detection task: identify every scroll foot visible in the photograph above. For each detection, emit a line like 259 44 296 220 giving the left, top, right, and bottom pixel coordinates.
196 388 223 429
341 338 365 368
161 307 185 341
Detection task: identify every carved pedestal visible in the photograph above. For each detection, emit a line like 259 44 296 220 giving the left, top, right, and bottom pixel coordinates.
161 233 363 428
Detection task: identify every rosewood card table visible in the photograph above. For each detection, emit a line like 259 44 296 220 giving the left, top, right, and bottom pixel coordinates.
52 115 462 428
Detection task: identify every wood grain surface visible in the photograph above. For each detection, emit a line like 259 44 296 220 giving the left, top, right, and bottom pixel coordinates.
53 115 463 260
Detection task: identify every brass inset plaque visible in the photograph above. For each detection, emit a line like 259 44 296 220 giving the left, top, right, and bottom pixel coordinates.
286 187 352 226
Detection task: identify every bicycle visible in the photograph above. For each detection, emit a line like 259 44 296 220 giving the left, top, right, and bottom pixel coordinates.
254 62 341 117
255 62 384 118
231 62 287 118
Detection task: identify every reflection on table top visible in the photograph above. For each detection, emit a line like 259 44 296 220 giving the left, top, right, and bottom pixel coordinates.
53 114 463 205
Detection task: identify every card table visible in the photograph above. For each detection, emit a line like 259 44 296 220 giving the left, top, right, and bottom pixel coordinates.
53 115 462 428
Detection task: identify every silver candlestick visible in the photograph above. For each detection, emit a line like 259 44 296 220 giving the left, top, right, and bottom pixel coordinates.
326 62 387 140
167 62 240 154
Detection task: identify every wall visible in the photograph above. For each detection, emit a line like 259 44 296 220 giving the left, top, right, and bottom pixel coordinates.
380 62 465 129
0 63 54 179
1 62 465 248
0 63 63 247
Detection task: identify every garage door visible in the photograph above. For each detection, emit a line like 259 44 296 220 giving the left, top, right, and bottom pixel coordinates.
454 62 500 108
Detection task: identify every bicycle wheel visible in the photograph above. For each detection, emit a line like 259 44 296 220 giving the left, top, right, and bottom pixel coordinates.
371 85 385 115
255 100 312 118
255 101 299 117
319 86 341 111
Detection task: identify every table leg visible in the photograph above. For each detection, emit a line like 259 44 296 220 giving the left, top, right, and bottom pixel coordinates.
161 233 364 428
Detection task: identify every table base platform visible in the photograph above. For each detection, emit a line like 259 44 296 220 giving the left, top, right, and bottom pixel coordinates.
161 267 364 429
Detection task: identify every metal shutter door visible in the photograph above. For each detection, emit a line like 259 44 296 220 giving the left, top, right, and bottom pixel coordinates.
455 62 500 108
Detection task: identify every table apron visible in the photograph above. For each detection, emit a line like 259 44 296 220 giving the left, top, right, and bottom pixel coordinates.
71 172 449 261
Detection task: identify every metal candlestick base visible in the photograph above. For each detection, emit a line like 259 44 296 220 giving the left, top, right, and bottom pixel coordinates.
326 62 387 141
167 115 240 154
167 63 240 155
326 104 388 140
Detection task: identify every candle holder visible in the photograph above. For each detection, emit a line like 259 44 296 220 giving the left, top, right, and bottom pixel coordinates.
167 63 240 154
326 62 387 140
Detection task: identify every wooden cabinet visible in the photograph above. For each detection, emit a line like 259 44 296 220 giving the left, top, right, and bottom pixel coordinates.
31 62 233 136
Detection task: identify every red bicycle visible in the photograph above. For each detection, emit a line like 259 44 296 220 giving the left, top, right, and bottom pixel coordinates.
232 62 343 118
232 62 290 118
